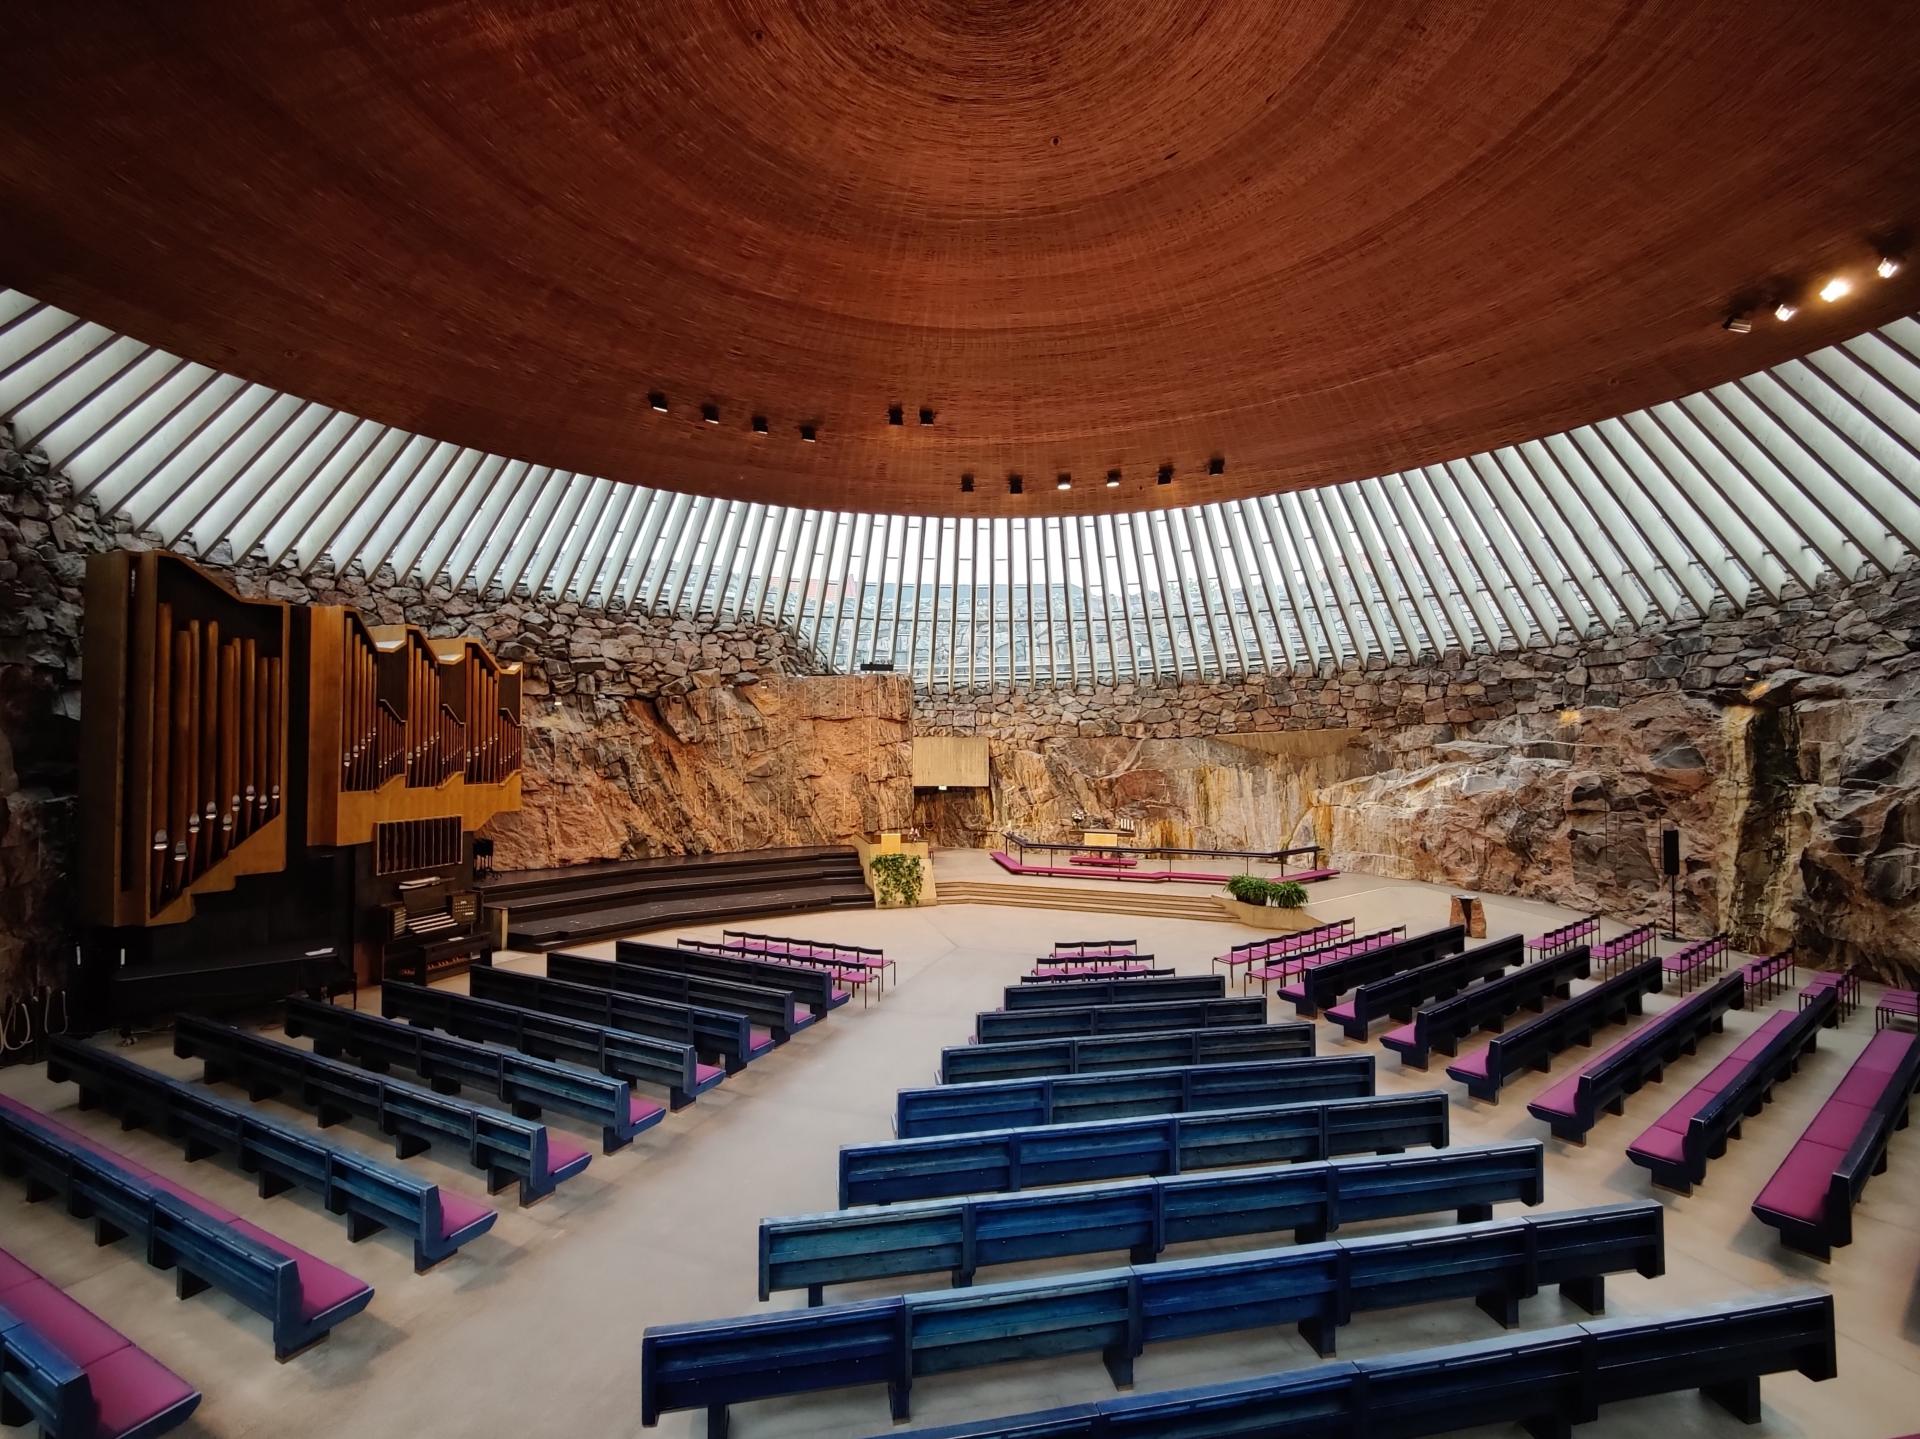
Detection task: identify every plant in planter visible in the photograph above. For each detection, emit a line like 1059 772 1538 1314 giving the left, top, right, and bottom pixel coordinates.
1226 873 1269 904
1267 880 1308 910
871 852 924 908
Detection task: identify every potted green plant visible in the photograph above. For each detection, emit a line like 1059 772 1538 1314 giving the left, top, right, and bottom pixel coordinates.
870 852 924 908
1218 873 1317 929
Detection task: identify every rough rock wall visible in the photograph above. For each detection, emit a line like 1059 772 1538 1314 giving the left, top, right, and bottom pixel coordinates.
917 571 1920 981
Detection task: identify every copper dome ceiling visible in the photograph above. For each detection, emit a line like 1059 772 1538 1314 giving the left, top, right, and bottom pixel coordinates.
3 0 1918 516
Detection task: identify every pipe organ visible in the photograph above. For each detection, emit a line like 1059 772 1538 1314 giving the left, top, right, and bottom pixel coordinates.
78 551 523 1024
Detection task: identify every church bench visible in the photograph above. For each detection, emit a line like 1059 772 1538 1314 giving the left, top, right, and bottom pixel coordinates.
0 1245 202 1439
0 1097 373 1360
1626 987 1834 1193
283 998 666 1151
974 996 1267 1044
1444 954 1661 1103
44 1038 496 1272
895 1055 1374 1138
854 1291 1835 1439
709 932 895 992
615 937 847 1013
1879 987 1919 1032
1661 933 1732 992
1068 853 1138 868
1250 925 1407 994
378 979 722 1107
760 1141 1544 1303
839 1091 1450 1206
1022 961 1166 980
1382 946 1590 1070
999 974 1224 1010
1278 925 1468 1017
554 949 816 1044
1049 940 1138 958
1525 969 1746 1142
172 1015 591 1206
469 964 768 1073
938 1022 1314 1084
1798 969 1861 1022
679 938 882 1004
1327 935 1523 1041
1742 945 1796 1002
641 1202 1661 1432
1752 1026 1920 1259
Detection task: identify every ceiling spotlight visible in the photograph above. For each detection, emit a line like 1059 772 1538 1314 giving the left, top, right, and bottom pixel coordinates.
919 406 935 426
1156 463 1174 486
1818 276 1851 303
1105 469 1121 488
1056 473 1072 491
959 473 974 493
1207 455 1226 476
1722 312 1752 333
799 423 818 442
648 392 668 412
1773 301 1797 322
1878 254 1903 279
751 415 769 434
887 404 904 426
1008 473 1023 494
700 403 720 424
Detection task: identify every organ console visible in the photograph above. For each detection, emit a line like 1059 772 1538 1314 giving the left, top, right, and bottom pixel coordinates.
77 551 523 1025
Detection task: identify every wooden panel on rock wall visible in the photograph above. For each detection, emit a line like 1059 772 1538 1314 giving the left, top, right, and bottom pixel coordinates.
912 736 989 789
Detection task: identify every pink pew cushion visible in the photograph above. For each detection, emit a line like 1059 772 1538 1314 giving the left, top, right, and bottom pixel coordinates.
5 1277 127 1365
226 1218 371 1321
0 1249 37 1294
1448 1047 1492 1078
695 1062 726 1087
1854 1029 1917 1073
1626 1125 1686 1164
544 1132 593 1177
1277 985 1307 1004
437 1187 497 1240
627 1092 668 1126
1755 1138 1848 1222
85 1343 201 1439
748 1028 776 1055
1325 1002 1358 1024
1530 1075 1579 1117
1382 1023 1418 1049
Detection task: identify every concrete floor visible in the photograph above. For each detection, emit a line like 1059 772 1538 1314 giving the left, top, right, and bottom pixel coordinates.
1 863 1914 1438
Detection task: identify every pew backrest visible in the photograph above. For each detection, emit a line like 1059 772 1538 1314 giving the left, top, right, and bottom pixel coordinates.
550 949 808 1042
938 1022 1314 1084
974 996 1267 1044
1001 974 1225 1009
469 963 762 1070
616 938 841 1012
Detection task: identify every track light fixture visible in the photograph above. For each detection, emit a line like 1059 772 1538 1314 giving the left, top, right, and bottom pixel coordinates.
1105 469 1121 488
919 406 935 425
1818 276 1852 303
1056 473 1072 491
959 473 974 493
752 415 769 434
1008 473 1023 494
887 404 904 426
1156 463 1174 486
1722 312 1752 333
799 422 818 442
701 403 720 424
1878 254 1903 279
648 392 668 412
1207 455 1226 476
1773 300 1797 322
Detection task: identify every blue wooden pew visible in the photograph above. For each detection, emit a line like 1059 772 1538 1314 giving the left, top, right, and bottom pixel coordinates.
551 949 816 1045
0 1245 203 1439
1526 969 1745 1142
762 1141 1545 1303
939 1022 1314 1084
1279 924 1467 1018
1325 934 1523 1041
378 979 723 1107
0 1097 374 1360
283 998 667 1151
45 1037 496 1272
1381 945 1591 1070
640 1202 1663 1432
975 996 1266 1044
841 1091 1450 1206
856 1291 1836 1439
173 1015 591 1206
896 1054 1374 1138
999 974 1226 1010
469 964 769 1073
1445 954 1662 1103
615 937 846 1014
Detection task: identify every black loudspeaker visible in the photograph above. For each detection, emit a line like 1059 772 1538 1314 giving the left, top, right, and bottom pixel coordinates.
1661 829 1681 878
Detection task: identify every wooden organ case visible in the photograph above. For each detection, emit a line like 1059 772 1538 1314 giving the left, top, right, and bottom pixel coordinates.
77 554 523 1026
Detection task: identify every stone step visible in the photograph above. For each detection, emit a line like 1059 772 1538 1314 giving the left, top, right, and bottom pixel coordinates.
934 880 1226 923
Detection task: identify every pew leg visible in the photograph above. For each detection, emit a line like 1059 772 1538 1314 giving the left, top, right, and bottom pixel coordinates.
175 1267 211 1301
1560 1274 1605 1315
669 1088 693 1112
23 1176 55 1204
1457 1204 1494 1224
1128 1243 1157 1264
0 1387 29 1427
1475 1287 1521 1328
94 1216 127 1247
182 1136 219 1163
1102 1345 1135 1389
1297 1314 1338 1357
1521 1413 1574 1439
1703 1374 1762 1423
603 1126 632 1154
431 1077 464 1095
705 1405 730 1439
808 1283 826 1307
1293 1223 1328 1245
394 1132 431 1160
346 1210 387 1243
888 1381 911 1422
257 1169 294 1200
511 1100 542 1120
